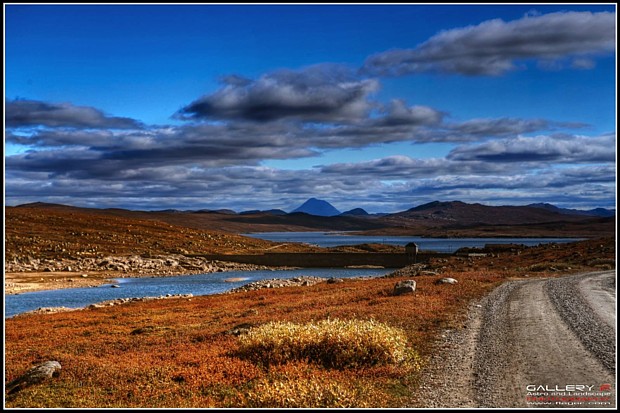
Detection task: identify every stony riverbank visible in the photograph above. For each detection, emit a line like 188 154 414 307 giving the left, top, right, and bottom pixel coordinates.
5 253 283 275
5 253 292 295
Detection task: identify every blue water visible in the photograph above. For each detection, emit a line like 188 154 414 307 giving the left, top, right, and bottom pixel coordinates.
242 232 583 253
5 267 392 318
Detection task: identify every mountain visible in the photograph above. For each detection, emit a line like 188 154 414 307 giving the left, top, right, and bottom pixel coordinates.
392 200 597 226
193 209 237 215
291 198 341 217
527 203 615 218
239 209 287 216
10 200 614 238
340 208 369 216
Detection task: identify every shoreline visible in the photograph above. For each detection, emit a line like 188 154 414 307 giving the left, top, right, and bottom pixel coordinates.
5 271 117 295
5 251 298 295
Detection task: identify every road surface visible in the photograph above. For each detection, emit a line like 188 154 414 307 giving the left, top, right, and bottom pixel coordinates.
411 271 616 408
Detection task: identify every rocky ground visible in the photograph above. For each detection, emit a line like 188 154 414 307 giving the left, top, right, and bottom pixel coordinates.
5 254 288 295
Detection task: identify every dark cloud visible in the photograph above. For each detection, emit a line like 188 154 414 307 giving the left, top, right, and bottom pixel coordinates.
176 64 379 123
309 116 586 147
448 118 587 139
376 100 445 127
6 99 142 129
319 155 506 178
363 11 615 76
447 134 615 163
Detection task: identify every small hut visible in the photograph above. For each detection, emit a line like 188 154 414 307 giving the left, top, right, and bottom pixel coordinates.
405 242 419 263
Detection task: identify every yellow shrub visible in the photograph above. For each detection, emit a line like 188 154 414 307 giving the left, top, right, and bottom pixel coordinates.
237 318 413 369
244 376 385 408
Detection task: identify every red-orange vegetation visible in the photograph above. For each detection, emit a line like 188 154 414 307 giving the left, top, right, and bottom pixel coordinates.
4 237 615 408
5 272 499 407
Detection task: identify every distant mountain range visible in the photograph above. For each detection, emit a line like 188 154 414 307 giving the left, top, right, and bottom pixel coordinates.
526 203 615 218
15 199 615 219
11 199 615 238
288 198 615 219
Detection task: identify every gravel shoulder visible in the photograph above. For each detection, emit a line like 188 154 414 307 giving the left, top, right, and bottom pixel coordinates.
410 271 616 408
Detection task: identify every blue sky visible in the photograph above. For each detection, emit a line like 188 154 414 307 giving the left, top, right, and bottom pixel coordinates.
4 3 617 213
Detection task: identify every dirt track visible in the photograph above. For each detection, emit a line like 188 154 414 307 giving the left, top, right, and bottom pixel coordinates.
411 271 616 408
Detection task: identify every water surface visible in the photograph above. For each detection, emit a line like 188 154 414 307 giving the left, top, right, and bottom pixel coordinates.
242 232 583 252
5 267 392 318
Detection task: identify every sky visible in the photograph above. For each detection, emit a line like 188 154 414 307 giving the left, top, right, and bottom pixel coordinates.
4 3 617 213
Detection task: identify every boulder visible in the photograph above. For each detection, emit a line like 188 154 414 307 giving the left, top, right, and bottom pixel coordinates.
435 277 458 285
6 361 61 395
224 322 254 336
327 277 344 284
393 280 417 295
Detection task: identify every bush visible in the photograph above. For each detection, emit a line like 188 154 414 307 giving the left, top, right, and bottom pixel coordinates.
528 262 572 272
236 318 413 369
244 376 384 408
587 258 615 268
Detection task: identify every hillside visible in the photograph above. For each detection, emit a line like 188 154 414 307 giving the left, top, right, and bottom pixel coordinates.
527 203 615 217
7 200 615 249
369 201 615 238
4 204 324 262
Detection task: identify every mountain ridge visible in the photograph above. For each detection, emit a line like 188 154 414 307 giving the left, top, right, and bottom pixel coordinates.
527 202 615 218
291 198 341 217
10 199 615 239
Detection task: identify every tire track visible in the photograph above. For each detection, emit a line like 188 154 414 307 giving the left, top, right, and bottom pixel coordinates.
545 271 616 373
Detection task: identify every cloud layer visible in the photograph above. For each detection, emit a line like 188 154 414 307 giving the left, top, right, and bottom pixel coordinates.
177 64 379 123
6 99 142 129
363 11 615 76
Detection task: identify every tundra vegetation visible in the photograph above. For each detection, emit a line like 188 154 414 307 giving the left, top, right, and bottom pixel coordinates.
4 237 615 408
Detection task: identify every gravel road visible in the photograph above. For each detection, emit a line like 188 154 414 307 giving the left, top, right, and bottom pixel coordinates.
410 271 616 408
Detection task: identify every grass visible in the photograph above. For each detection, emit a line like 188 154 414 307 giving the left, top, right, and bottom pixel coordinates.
236 318 418 369
4 237 615 408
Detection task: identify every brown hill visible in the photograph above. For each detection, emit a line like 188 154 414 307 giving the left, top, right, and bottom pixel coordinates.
391 201 592 225
6 204 405 262
370 201 615 237
4 204 328 261
7 200 615 256
13 203 383 234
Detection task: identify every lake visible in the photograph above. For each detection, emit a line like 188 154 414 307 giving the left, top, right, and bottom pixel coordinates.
5 267 393 318
242 232 584 252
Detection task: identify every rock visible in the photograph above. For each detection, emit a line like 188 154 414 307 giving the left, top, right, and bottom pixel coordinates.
420 271 439 276
81 274 88 278
393 280 417 295
6 361 61 394
111 284 120 288
224 322 254 336
435 277 458 285
327 277 344 284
